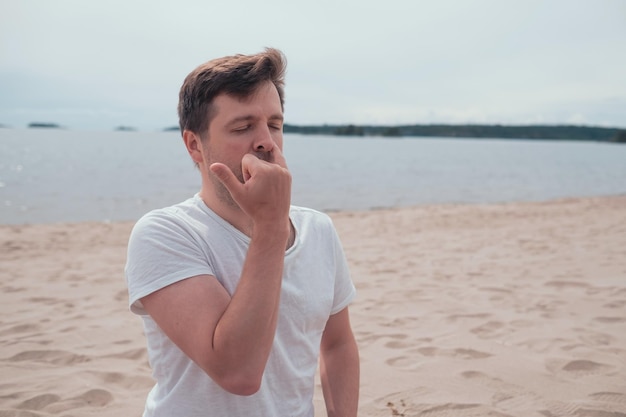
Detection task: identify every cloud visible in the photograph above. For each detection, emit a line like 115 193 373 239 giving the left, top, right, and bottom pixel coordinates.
1 0 625 129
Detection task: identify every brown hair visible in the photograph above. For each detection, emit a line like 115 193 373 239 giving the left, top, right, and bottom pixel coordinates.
177 47 287 137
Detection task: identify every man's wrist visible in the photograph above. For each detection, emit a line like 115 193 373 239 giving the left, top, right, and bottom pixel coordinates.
251 220 290 243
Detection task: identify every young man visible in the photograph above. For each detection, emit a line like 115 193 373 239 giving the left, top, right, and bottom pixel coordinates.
125 48 359 416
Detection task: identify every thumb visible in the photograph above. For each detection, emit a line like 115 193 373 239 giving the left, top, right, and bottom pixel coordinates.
209 163 242 194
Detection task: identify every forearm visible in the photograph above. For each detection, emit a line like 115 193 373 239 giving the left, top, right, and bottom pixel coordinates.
211 222 289 387
321 337 360 417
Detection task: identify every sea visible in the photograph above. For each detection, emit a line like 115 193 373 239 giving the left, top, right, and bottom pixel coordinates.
1 128 625 225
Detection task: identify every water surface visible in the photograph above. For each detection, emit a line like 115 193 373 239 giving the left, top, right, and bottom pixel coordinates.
1 129 624 224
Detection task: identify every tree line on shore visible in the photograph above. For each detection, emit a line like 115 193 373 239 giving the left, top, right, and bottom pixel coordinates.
4 122 625 143
283 124 626 143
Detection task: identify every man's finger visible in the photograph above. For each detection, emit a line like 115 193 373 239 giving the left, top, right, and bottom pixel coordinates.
270 146 288 169
241 154 261 182
209 163 243 194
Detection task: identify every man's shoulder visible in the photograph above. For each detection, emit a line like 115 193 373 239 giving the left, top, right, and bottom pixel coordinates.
289 205 337 236
290 205 331 222
132 195 206 236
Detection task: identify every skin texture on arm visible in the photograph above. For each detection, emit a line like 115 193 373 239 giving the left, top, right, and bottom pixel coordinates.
140 147 292 396
320 307 360 417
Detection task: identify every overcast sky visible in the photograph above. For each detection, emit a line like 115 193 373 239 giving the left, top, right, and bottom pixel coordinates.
1 0 625 131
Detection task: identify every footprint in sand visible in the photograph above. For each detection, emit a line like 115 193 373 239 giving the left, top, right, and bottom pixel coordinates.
545 358 616 378
1 285 27 293
25 297 61 305
459 370 626 416
44 389 114 413
574 328 616 347
478 286 514 303
357 332 408 349
384 347 492 370
460 370 547 412
114 289 128 302
74 389 114 407
593 316 626 324
0 323 41 336
385 355 419 370
87 370 154 390
562 359 614 374
589 391 626 406
416 346 492 359
385 337 431 350
370 390 502 417
461 370 509 388
470 320 508 339
515 337 573 354
603 299 626 309
6 349 91 365
16 393 62 411
103 347 147 361
445 313 492 323
544 280 589 290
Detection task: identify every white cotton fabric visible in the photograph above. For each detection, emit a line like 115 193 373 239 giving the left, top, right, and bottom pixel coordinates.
125 194 356 417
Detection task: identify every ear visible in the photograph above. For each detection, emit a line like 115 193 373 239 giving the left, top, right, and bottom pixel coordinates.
182 130 204 165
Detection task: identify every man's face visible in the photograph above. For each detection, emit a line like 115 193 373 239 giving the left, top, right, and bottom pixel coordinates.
202 81 285 207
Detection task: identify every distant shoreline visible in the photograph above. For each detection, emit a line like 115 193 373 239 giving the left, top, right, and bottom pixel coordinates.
3 122 624 142
283 123 626 142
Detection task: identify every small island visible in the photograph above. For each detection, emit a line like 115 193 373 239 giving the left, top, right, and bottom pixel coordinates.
28 122 62 129
115 126 137 132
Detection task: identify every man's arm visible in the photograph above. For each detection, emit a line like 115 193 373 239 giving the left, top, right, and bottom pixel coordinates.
320 307 360 417
140 226 287 395
141 149 291 396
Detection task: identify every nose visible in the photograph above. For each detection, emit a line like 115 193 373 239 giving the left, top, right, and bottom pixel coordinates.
252 125 275 153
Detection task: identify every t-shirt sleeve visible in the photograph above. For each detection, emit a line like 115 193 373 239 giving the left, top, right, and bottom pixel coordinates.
125 211 214 315
328 220 356 315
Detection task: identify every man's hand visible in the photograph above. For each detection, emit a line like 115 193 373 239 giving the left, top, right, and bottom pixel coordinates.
209 147 292 225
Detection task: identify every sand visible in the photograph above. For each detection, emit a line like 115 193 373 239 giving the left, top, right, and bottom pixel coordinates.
1 196 625 417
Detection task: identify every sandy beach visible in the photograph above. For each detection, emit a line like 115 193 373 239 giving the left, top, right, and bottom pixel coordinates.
1 196 625 416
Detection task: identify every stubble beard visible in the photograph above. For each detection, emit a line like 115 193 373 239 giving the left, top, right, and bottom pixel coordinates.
209 164 243 210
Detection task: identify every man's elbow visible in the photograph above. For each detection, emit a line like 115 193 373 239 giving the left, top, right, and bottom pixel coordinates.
197 350 267 395
212 371 263 396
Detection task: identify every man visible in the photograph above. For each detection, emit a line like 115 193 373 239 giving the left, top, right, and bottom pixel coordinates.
125 48 359 417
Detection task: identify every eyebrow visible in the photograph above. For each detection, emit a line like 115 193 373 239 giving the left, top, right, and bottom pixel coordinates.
225 114 284 127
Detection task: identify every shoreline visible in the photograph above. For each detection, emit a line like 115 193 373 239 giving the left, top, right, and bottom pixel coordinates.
2 193 626 227
2 195 625 416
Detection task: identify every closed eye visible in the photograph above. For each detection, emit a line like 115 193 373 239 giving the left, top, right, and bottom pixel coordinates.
233 125 251 132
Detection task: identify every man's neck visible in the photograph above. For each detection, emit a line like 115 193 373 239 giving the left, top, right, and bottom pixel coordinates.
199 190 295 249
199 190 254 236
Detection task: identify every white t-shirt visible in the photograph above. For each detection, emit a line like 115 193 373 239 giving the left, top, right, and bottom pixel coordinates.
125 194 356 417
